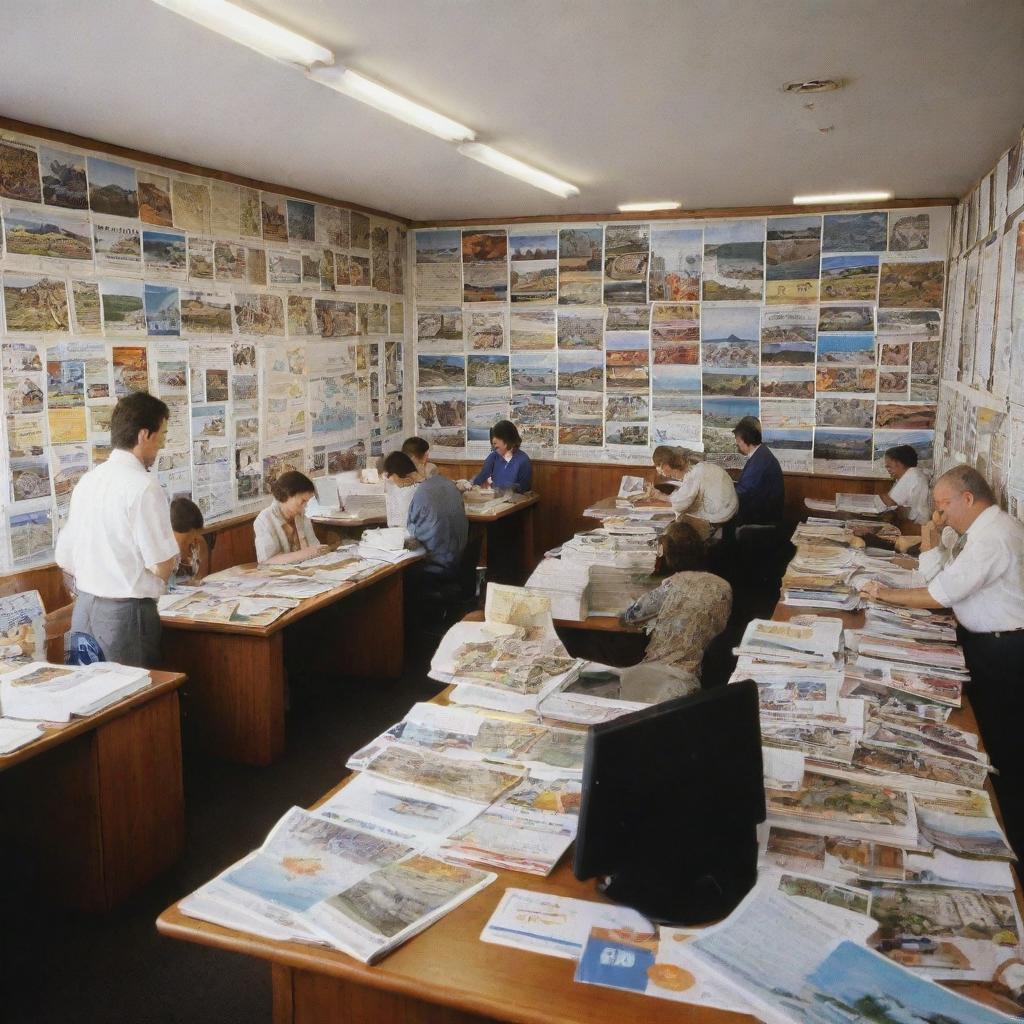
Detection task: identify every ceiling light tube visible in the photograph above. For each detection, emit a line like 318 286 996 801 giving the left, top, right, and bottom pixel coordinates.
457 143 579 199
793 190 893 205
617 201 682 213
308 66 475 143
150 0 334 68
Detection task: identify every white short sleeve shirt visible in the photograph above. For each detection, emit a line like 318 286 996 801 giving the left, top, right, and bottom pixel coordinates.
889 466 931 525
54 448 179 599
926 505 1024 632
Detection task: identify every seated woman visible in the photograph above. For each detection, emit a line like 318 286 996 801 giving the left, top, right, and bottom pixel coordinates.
618 520 733 703
471 420 532 493
254 470 329 564
650 445 738 527
169 496 209 586
381 451 423 528
401 436 439 478
882 443 931 526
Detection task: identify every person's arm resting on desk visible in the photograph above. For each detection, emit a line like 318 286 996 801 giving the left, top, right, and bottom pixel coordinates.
472 451 497 487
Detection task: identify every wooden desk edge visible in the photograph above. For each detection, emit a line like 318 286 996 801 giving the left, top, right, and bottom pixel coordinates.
0 669 187 770
153 906 597 1024
160 557 423 638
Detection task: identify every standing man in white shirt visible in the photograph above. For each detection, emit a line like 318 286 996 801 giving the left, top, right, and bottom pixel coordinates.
881 444 931 526
55 392 180 667
860 464 1024 856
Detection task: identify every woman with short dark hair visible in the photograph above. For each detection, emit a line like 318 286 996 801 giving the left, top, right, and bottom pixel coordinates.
169 497 208 585
471 419 532 492
254 470 328 563
618 520 732 702
882 444 931 525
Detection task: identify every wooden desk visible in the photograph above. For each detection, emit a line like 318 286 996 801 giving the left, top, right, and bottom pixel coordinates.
157 774 735 1024
160 558 420 767
156 597 1023 1023
0 670 186 912
466 494 539 585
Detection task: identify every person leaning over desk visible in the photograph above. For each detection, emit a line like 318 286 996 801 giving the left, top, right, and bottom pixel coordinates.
858 464 1024 856
402 435 439 478
468 419 532 493
380 451 422 529
881 443 931 526
617 520 733 703
649 445 738 528
254 470 329 564
169 496 209 586
55 392 180 668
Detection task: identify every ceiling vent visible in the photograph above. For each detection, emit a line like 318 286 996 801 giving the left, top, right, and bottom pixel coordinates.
783 79 844 93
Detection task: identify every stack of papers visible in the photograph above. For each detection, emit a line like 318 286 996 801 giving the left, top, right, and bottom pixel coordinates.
0 661 150 722
525 558 589 621
735 615 845 668
559 528 659 572
587 566 658 616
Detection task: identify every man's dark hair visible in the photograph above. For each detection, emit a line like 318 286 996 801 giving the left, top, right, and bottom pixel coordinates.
885 444 918 469
271 470 316 502
489 419 522 450
110 392 169 450
402 436 430 459
936 464 995 505
733 416 762 446
382 451 417 478
660 520 707 574
169 496 204 533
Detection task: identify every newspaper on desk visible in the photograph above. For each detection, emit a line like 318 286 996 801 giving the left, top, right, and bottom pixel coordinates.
179 806 495 964
430 585 582 714
686 882 1018 1024
0 660 149 722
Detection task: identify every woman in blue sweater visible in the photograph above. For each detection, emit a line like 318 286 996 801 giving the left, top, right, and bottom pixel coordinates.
472 420 532 493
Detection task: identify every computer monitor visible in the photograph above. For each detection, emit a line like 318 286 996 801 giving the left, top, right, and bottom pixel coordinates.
573 679 765 925
313 476 339 510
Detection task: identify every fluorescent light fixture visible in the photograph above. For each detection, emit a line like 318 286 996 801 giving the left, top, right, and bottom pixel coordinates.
150 0 333 68
793 190 893 205
617 201 682 213
308 66 475 142
457 143 579 199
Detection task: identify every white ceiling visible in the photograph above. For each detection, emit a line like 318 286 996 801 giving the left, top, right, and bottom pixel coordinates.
2 0 1023 223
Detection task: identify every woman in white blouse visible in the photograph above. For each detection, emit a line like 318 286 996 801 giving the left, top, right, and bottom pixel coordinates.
650 445 739 527
254 470 328 564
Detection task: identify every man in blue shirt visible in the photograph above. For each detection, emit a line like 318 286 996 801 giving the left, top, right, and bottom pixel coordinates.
732 416 784 526
471 420 532 493
384 452 468 578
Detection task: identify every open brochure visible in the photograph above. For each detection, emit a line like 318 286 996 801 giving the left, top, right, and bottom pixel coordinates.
179 806 495 964
687 882 1017 1024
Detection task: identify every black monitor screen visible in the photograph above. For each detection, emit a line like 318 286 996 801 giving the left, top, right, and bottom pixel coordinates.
573 680 765 887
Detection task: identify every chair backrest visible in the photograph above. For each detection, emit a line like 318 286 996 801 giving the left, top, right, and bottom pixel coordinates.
65 631 106 666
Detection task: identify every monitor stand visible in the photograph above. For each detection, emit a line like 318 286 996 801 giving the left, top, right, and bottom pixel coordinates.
596 833 759 925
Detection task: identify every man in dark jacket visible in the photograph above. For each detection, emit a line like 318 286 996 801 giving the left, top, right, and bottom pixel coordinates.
732 416 784 526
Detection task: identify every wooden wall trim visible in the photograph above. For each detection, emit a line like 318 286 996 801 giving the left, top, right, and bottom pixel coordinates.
0 115 410 225
410 197 956 229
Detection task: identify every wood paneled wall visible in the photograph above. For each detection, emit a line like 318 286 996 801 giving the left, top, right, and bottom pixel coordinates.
0 463 887 608
434 458 888 565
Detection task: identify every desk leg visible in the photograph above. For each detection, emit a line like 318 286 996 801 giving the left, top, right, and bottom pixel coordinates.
521 503 536 579
273 965 499 1024
164 627 285 766
0 690 184 911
